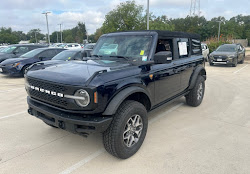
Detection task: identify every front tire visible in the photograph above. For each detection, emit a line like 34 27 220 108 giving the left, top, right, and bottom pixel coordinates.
103 100 148 159
232 58 238 67
186 76 205 107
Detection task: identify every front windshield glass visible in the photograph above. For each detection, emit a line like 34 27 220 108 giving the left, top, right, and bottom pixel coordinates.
52 51 78 61
20 49 44 58
216 45 237 52
1 46 17 53
92 35 153 61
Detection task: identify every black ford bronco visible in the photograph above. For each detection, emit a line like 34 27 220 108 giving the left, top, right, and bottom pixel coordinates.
25 30 206 159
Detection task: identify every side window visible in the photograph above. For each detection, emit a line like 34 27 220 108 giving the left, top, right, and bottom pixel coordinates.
39 50 56 58
177 38 189 58
16 46 29 54
192 39 202 55
155 39 173 55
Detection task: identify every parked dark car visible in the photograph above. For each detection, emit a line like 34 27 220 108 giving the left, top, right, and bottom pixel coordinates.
25 30 206 159
209 44 245 67
0 44 47 63
0 48 65 76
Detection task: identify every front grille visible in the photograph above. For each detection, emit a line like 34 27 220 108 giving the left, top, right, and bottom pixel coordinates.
27 77 69 108
214 55 227 60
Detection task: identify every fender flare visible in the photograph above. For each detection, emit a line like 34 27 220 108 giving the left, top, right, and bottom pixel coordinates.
188 66 206 90
102 86 151 116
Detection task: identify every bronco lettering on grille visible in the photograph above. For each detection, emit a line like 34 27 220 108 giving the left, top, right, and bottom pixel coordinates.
30 85 64 98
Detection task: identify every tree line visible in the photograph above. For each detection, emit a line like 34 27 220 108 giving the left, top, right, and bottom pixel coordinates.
0 1 249 45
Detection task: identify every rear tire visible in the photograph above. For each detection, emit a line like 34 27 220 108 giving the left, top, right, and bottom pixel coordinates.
103 100 148 159
186 76 205 107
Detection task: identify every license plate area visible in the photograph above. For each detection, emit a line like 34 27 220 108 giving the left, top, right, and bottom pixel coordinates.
217 58 222 61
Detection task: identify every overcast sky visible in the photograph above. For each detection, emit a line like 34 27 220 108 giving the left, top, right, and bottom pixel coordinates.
0 0 249 35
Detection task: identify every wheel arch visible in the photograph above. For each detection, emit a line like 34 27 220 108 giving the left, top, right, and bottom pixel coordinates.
188 66 206 90
102 86 152 116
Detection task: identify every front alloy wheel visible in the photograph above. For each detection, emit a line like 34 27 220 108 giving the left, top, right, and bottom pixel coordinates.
103 100 148 159
123 114 143 148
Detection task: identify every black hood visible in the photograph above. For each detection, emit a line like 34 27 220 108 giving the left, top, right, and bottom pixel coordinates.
26 59 136 86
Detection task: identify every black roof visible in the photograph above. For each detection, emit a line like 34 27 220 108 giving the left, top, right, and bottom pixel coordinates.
104 30 200 39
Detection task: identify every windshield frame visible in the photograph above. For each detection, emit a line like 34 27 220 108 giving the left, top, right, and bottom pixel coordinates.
1 46 17 54
20 49 44 58
52 50 79 61
216 45 237 52
92 34 155 62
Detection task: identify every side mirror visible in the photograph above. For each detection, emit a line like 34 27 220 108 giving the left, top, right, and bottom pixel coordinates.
13 51 18 55
81 51 88 58
38 56 45 61
154 51 172 64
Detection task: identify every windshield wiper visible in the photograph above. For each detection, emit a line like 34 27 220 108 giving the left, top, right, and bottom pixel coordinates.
91 55 102 58
109 55 131 61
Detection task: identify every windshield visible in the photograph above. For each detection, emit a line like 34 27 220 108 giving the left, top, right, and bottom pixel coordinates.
52 51 78 61
20 49 44 58
92 35 152 61
216 45 237 52
1 46 17 53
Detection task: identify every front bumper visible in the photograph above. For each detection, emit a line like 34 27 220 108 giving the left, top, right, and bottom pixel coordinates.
0 65 22 76
27 97 113 137
209 57 235 65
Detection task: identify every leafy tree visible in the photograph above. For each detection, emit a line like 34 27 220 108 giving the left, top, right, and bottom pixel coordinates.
27 29 45 43
102 1 144 33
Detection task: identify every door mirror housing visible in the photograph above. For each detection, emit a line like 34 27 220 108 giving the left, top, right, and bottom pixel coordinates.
154 51 172 64
38 56 46 61
13 51 18 55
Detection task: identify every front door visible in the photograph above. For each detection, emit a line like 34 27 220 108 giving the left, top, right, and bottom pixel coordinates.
152 62 181 105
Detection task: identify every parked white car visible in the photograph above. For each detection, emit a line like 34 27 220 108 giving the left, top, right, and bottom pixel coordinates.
201 43 209 61
63 43 81 50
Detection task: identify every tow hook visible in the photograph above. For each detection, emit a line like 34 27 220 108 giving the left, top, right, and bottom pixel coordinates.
28 108 33 115
58 121 65 129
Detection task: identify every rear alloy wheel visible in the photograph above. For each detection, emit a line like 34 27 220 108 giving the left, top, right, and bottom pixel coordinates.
186 76 205 107
103 100 148 159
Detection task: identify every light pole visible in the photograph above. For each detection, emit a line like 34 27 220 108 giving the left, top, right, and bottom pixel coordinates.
217 21 222 42
147 0 149 30
42 11 51 44
58 24 62 43
34 31 37 44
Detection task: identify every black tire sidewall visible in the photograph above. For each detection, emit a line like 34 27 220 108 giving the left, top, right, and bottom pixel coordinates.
104 100 148 159
115 102 148 158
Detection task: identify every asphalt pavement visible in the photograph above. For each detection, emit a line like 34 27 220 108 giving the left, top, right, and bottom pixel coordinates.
0 51 250 174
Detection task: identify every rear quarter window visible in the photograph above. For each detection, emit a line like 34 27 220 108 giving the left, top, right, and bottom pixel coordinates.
192 39 202 55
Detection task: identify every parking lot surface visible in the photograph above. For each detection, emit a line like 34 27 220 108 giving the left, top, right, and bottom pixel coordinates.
1 51 250 174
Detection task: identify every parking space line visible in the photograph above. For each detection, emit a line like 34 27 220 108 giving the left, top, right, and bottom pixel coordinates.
58 103 183 174
0 111 26 120
0 87 24 93
233 65 249 74
59 149 105 174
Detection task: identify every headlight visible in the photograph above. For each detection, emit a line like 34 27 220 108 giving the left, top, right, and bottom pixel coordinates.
74 89 90 107
13 62 21 67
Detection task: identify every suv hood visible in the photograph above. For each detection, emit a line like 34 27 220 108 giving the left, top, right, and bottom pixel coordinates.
26 59 135 86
